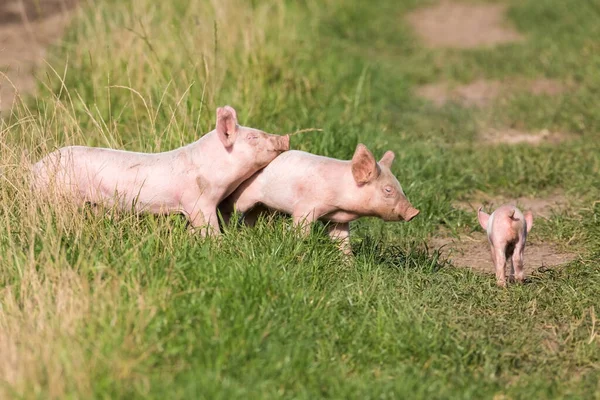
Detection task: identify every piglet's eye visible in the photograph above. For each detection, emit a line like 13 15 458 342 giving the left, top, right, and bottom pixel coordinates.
384 186 394 194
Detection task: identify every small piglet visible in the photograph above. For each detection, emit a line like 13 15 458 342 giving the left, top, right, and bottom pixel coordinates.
478 205 533 287
32 106 290 235
219 143 419 254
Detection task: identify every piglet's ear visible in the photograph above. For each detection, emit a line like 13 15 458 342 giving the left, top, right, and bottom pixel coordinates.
524 211 533 234
216 106 239 148
477 207 490 230
379 151 395 169
351 144 379 185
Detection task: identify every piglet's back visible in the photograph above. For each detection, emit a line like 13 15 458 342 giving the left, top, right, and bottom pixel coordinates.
259 151 346 183
250 150 346 210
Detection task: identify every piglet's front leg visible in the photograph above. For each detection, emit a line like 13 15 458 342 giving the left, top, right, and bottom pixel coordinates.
186 204 221 237
292 206 325 237
327 222 352 255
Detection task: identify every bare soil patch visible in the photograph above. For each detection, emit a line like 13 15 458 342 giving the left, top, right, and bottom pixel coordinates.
0 0 77 24
416 78 567 108
454 190 570 219
431 232 577 275
0 0 78 115
433 191 578 274
415 77 573 146
417 80 502 108
406 1 524 49
480 128 571 146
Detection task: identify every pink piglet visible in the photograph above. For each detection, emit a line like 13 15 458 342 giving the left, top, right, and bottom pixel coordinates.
219 144 420 254
478 205 533 287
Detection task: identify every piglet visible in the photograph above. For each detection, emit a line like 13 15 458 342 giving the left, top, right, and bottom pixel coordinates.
32 106 290 235
478 205 534 287
219 143 419 254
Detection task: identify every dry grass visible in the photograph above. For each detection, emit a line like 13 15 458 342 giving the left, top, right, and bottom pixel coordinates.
0 0 289 396
0 269 155 398
0 146 160 398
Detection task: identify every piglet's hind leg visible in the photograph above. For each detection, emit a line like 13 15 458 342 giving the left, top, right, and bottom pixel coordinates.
492 244 508 287
242 204 269 227
512 245 525 283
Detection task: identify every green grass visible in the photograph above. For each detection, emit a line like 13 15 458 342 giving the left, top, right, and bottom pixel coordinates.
0 0 599 398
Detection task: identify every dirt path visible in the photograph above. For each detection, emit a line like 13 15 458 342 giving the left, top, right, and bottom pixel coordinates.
432 232 577 276
416 78 567 108
0 0 77 115
406 1 577 146
431 193 578 276
406 1 524 49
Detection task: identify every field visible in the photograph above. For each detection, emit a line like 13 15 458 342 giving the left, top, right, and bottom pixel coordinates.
0 0 599 398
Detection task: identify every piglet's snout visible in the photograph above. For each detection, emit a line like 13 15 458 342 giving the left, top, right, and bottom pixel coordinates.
404 207 420 222
396 199 419 222
271 134 290 152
